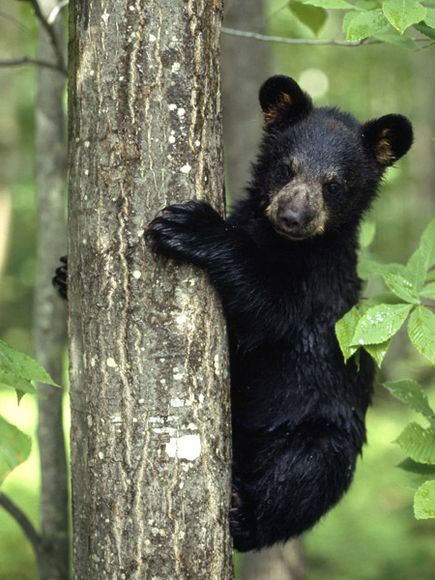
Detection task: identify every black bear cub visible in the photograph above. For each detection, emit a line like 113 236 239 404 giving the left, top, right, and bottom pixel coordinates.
147 76 413 551
55 76 413 552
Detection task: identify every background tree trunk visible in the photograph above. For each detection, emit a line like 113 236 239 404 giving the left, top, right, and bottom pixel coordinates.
68 2 233 578
222 0 268 202
33 1 69 578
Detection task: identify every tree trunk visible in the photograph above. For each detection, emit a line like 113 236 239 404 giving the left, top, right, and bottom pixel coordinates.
240 543 305 580
33 1 69 578
68 2 233 579
222 0 268 201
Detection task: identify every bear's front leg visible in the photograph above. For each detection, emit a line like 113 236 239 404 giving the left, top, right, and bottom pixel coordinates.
148 200 227 267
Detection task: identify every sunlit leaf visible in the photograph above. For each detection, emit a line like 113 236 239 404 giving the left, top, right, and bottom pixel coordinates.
408 306 435 364
289 1 328 34
381 272 420 303
420 282 435 300
345 8 390 41
351 303 413 345
382 0 427 34
414 480 435 519
396 423 435 464
424 8 435 27
335 306 360 362
0 416 32 486
364 340 390 367
384 379 435 423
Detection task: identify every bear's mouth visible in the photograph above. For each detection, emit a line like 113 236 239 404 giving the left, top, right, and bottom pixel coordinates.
272 224 318 241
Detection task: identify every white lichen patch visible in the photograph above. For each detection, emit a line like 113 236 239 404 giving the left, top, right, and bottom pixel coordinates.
132 270 142 280
170 397 190 408
171 62 181 73
173 373 184 381
214 354 221 376
180 164 191 174
168 135 176 144
149 34 157 42
168 103 177 111
175 314 187 326
84 140 90 148
101 11 110 25
177 107 186 118
194 140 201 147
165 435 201 461
106 357 117 368
111 413 122 424
98 452 104 460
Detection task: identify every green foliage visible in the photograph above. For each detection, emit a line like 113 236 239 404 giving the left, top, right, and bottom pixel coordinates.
335 218 435 369
414 480 435 519
0 416 31 486
288 1 328 34
335 219 435 520
0 341 58 486
285 0 435 45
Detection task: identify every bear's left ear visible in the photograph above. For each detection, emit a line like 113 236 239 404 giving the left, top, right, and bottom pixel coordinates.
362 114 413 167
259 75 312 128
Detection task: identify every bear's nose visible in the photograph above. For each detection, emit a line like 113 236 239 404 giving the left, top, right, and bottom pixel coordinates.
279 208 311 230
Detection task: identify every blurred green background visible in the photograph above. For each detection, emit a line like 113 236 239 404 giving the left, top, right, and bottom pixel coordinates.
0 1 434 578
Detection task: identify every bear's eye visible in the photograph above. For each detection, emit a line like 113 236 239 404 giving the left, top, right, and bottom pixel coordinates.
323 181 342 197
276 163 294 182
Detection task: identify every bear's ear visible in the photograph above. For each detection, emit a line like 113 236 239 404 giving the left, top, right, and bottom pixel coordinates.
362 114 413 167
259 75 313 128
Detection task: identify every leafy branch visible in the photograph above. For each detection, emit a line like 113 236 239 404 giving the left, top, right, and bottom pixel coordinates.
0 492 42 557
335 218 435 520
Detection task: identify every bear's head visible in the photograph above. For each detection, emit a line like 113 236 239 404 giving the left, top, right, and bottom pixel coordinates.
254 75 413 241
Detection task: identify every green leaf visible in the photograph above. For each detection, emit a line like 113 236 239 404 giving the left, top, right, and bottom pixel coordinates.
0 372 36 395
398 458 435 476
0 340 57 387
351 303 413 346
414 480 435 519
359 220 376 249
289 1 327 34
396 423 435 464
419 218 435 268
345 8 390 41
420 282 435 300
382 0 427 34
408 306 435 364
364 340 390 367
335 306 360 362
354 0 378 10
0 416 31 486
384 379 435 423
381 272 420 304
424 8 435 27
298 0 353 8
414 22 435 39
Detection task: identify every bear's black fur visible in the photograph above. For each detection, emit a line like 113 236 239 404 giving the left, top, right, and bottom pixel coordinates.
55 75 413 552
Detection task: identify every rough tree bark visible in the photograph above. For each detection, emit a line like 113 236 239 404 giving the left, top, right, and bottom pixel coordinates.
68 2 232 578
33 1 69 578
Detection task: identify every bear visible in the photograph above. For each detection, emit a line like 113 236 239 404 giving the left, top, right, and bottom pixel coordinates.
54 75 413 552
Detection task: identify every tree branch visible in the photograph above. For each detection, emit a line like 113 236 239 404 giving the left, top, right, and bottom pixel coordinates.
21 0 67 72
221 27 427 47
0 55 67 75
0 492 42 557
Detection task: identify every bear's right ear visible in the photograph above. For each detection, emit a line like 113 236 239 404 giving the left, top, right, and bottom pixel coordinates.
259 75 313 128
